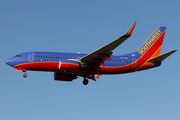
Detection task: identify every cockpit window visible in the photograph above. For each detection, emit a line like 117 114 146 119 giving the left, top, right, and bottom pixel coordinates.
14 55 22 57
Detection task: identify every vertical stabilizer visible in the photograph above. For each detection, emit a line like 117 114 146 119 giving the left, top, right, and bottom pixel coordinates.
137 27 166 58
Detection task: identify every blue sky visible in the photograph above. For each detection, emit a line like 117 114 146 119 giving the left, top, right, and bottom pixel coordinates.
0 0 180 120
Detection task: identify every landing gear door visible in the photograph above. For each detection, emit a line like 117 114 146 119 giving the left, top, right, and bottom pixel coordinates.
28 52 34 61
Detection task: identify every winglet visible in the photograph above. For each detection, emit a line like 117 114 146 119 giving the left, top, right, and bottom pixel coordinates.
124 22 137 37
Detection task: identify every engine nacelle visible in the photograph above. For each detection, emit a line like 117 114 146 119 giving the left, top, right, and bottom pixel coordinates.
54 72 77 81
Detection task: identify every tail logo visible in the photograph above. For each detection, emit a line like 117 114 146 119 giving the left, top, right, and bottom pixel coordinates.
138 29 162 55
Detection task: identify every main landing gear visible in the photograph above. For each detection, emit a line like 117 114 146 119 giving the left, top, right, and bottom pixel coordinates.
82 69 98 85
83 78 89 85
23 72 27 78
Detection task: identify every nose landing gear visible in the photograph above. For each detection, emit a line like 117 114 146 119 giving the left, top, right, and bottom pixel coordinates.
16 68 27 78
23 72 27 78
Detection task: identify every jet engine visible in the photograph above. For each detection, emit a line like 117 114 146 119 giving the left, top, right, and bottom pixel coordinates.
54 72 77 81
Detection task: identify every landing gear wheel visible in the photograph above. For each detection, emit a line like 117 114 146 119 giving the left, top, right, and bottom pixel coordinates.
23 73 27 78
83 79 89 85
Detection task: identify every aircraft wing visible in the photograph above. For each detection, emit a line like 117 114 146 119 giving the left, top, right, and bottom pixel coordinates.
80 22 136 66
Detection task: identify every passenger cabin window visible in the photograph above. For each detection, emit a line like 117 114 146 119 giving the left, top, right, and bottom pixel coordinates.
14 55 22 57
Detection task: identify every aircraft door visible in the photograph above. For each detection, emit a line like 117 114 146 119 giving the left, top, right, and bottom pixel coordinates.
28 52 34 61
59 60 61 69
132 58 137 68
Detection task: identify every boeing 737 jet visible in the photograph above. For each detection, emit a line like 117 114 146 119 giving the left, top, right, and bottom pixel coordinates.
5 22 177 85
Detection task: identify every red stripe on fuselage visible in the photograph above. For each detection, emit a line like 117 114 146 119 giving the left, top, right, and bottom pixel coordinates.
14 62 59 71
14 62 79 72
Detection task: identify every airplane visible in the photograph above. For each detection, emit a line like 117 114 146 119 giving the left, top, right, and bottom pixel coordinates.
5 22 177 85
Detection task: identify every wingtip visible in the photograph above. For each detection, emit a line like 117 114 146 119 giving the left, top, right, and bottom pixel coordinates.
172 49 178 53
171 49 178 53
124 22 137 37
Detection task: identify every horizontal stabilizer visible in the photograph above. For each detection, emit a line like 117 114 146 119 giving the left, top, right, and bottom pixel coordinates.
147 50 177 63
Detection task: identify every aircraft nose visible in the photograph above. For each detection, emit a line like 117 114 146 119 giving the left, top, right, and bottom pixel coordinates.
5 58 14 67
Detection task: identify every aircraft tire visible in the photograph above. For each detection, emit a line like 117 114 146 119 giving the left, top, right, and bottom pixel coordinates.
23 73 27 78
83 79 89 85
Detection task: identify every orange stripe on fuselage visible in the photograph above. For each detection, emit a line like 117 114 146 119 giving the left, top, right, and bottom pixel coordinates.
135 46 162 71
